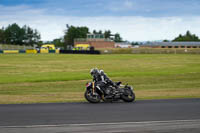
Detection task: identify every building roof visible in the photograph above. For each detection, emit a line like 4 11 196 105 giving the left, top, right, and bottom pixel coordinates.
74 38 113 42
143 42 200 46
115 42 132 45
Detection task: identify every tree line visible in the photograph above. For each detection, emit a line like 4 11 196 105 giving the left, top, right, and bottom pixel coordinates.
163 31 200 42
0 23 40 46
1 23 199 48
0 23 123 48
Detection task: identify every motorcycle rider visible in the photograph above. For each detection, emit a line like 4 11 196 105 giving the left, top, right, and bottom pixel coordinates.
90 68 116 94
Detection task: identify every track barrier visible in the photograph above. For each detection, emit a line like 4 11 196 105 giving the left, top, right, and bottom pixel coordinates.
19 50 26 53
0 49 60 54
59 50 101 54
3 50 19 54
39 49 49 54
26 49 38 54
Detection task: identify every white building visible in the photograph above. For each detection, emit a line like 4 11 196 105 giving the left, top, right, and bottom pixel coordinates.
115 42 132 48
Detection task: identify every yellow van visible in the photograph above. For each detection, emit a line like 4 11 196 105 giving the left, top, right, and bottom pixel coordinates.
41 44 56 50
74 44 90 50
40 44 56 53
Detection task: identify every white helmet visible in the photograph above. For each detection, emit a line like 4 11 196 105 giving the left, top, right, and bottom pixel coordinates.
90 68 99 76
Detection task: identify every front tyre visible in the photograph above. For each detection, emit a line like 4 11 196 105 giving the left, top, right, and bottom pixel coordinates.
84 89 101 103
121 89 135 102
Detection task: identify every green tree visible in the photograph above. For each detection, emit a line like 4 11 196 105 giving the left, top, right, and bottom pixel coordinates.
104 30 111 38
64 25 89 48
173 31 200 42
93 30 97 34
4 23 23 44
53 38 64 48
22 26 40 46
0 28 5 44
114 33 123 42
2 23 40 45
98 30 102 34
33 29 41 45
163 39 169 42
37 41 43 47
27 27 34 45
131 42 139 46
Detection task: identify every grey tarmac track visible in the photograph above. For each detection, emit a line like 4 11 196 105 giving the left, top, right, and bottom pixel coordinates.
1 120 200 133
0 99 200 132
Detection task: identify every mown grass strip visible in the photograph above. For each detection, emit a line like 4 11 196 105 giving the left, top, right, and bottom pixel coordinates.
0 54 200 104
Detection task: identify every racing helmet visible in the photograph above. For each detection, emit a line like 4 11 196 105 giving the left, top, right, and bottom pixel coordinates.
90 68 99 76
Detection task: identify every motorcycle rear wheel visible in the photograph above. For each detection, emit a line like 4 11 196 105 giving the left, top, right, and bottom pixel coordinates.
84 89 101 103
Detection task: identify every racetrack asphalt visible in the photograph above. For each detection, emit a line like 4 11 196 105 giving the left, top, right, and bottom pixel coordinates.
0 99 200 132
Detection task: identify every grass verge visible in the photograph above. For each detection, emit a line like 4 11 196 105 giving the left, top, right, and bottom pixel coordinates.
0 54 200 104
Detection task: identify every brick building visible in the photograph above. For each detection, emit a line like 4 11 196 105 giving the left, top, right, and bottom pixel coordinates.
74 34 115 49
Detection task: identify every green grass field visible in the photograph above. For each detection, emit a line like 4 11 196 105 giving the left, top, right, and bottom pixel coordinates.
0 54 200 104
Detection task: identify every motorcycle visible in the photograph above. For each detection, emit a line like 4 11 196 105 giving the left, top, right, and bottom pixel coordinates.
84 81 135 103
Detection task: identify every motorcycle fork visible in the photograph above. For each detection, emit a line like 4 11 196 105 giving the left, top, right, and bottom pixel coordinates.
92 82 95 94
101 95 104 100
92 82 104 100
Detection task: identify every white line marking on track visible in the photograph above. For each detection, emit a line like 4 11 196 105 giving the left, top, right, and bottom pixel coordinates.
1 119 200 128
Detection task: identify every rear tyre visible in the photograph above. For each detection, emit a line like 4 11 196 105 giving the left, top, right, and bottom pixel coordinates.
84 89 101 103
121 89 135 102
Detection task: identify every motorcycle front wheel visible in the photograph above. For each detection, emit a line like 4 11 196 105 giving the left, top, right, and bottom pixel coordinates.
121 89 135 102
84 89 101 103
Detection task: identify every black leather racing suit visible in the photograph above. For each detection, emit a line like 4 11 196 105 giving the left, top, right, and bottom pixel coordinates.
92 71 114 93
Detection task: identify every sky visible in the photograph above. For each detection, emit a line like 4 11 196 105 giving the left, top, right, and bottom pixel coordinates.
1 0 200 41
